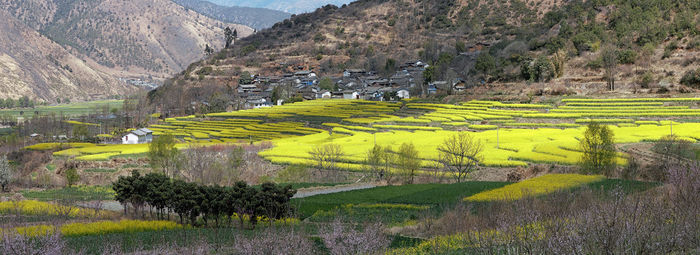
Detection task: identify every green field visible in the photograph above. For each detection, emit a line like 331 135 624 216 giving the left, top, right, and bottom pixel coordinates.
293 181 510 219
20 186 115 201
0 100 123 118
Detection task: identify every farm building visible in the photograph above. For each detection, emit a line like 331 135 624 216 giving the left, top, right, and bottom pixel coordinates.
122 128 153 144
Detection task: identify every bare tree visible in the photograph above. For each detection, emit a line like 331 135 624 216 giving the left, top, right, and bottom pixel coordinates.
365 144 385 181
320 219 390 255
438 132 483 182
309 144 345 181
0 155 13 192
396 142 421 184
601 46 618 91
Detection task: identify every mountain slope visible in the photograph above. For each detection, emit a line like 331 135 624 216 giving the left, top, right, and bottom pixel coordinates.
172 0 291 30
167 0 699 94
207 0 352 14
0 10 136 101
0 0 254 79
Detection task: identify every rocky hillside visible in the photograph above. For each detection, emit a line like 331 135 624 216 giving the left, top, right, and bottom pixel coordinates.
165 0 700 99
0 10 136 101
172 0 291 30
0 0 254 101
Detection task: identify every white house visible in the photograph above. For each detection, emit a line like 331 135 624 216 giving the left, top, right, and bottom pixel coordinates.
342 90 360 99
122 128 153 144
122 133 139 144
317 90 332 99
397 89 410 99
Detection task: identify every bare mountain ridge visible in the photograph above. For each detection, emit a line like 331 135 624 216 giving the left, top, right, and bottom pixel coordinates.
0 10 136 101
0 0 254 101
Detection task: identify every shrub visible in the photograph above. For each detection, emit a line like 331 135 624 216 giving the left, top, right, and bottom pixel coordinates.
617 49 637 64
680 68 700 88
65 168 80 187
638 71 654 88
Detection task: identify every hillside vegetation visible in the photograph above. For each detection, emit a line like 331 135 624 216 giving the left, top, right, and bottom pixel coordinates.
164 0 700 103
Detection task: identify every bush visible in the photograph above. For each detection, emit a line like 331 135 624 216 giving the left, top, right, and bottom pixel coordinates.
638 71 654 88
65 168 80 187
195 67 213 76
680 68 700 88
617 49 637 64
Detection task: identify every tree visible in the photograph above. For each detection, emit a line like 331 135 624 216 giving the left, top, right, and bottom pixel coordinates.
474 52 496 77
601 46 619 91
204 44 214 56
579 123 617 177
396 143 421 184
72 124 89 140
309 144 344 180
365 145 385 181
533 55 555 82
0 155 13 192
65 168 80 187
224 27 235 48
148 135 181 177
318 77 335 91
438 132 483 182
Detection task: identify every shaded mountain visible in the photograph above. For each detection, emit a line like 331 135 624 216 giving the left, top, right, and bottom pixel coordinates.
0 10 137 101
172 0 291 30
207 0 352 14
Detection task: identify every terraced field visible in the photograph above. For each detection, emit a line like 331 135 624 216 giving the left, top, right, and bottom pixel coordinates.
29 98 700 171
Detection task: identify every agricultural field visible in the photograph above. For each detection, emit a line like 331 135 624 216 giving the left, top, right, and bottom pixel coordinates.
25 98 700 173
0 100 123 118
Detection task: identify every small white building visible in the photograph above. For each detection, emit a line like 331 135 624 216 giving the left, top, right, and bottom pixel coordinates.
122 128 153 144
342 90 360 100
397 89 410 99
317 90 332 99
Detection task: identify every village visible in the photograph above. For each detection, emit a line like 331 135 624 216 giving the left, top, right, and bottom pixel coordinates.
236 60 470 108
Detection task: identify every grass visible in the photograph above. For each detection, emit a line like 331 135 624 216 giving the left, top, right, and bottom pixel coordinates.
83 168 118 173
293 181 509 219
64 226 273 254
20 186 115 201
0 100 123 118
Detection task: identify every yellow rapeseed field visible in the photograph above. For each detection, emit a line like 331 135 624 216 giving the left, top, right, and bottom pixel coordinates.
464 174 605 202
1 220 184 237
0 200 112 218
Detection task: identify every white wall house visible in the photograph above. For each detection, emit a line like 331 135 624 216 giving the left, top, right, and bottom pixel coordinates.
343 91 360 99
122 133 139 144
397 89 410 99
121 128 153 144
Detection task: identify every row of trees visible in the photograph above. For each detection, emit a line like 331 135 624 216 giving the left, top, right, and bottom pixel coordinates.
113 171 296 228
0 96 36 109
309 133 486 184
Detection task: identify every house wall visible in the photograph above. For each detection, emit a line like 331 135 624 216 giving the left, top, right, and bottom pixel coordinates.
122 134 139 144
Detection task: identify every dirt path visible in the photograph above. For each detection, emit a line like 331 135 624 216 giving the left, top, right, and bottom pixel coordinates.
292 183 378 198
